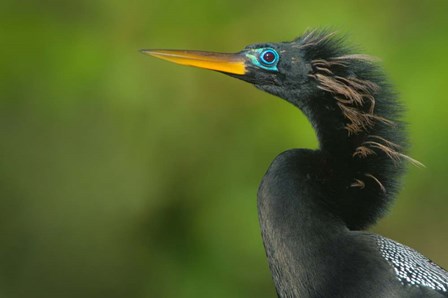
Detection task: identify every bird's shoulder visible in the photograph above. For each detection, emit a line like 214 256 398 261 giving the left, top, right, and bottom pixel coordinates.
355 232 448 296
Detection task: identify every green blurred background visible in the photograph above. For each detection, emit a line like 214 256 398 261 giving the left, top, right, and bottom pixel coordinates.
1 1 447 297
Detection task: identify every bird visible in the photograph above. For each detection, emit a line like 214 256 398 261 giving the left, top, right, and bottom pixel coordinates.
141 29 448 297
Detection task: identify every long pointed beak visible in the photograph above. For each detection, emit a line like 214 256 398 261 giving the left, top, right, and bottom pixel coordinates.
140 49 247 75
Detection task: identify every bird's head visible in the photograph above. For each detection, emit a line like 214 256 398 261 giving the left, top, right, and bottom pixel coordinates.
140 31 399 153
141 38 317 107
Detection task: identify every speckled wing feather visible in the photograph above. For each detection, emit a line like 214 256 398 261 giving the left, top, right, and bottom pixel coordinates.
376 235 448 295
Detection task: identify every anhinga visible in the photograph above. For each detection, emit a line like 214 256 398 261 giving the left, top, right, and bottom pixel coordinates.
141 30 448 297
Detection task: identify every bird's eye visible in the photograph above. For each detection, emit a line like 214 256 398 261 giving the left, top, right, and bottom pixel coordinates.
259 49 279 66
260 49 278 65
246 48 280 71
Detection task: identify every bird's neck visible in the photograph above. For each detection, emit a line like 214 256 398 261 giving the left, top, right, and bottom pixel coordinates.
300 91 354 156
287 84 408 230
258 149 348 297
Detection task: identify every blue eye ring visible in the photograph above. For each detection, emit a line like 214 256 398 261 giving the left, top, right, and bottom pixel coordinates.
259 48 279 66
246 47 280 72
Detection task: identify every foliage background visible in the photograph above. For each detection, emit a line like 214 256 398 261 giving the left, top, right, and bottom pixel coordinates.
1 1 447 297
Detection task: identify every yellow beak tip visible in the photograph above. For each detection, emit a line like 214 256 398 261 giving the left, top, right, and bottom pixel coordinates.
140 49 247 75
140 49 153 56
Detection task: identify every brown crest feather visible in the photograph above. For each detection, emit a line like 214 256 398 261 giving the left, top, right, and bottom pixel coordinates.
308 43 423 191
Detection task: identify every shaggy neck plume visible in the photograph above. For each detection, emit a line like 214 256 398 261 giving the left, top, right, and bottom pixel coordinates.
285 31 418 229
